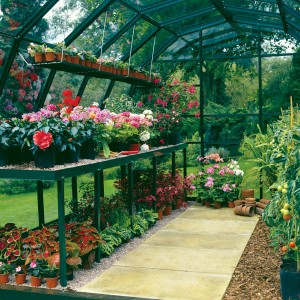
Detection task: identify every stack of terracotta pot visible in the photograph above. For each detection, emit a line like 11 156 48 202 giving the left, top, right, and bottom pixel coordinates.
255 198 271 215
234 189 256 217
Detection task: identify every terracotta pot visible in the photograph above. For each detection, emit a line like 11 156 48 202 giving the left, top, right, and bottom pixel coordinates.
45 277 59 289
0 273 9 284
85 60 92 67
157 209 163 220
176 200 182 209
82 250 96 269
71 55 79 64
241 189 254 199
214 201 222 209
256 202 266 209
234 200 244 207
227 201 235 208
164 206 172 216
205 200 211 208
15 273 26 285
55 52 64 61
44 52 55 62
34 53 44 63
79 59 86 66
65 54 72 63
91 62 99 69
30 276 42 287
260 198 270 204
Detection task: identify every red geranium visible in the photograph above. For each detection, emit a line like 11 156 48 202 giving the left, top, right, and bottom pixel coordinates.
33 131 53 150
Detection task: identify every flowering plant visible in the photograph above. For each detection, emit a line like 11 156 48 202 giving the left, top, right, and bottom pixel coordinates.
27 43 45 57
27 259 48 277
194 154 244 203
13 265 26 274
33 130 53 151
0 261 11 274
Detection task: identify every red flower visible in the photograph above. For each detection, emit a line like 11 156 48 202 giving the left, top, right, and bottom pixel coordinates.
30 73 38 81
62 89 73 97
33 131 53 150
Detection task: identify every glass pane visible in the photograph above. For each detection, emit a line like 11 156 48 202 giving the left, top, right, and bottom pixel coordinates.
81 78 111 107
223 0 278 12
0 35 13 78
49 72 84 106
72 2 136 54
0 40 50 117
0 0 47 36
103 19 156 61
147 0 213 23
31 0 103 43
122 0 175 9
131 29 171 67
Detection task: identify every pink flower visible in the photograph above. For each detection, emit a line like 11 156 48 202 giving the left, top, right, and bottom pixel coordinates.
30 261 37 268
137 101 143 107
206 167 214 174
219 169 225 176
195 112 201 118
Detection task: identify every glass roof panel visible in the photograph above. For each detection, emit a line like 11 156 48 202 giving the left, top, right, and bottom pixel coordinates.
147 0 213 23
223 0 278 12
0 0 47 36
29 0 104 43
121 0 178 9
103 19 156 61
131 29 172 66
165 11 221 32
283 0 300 10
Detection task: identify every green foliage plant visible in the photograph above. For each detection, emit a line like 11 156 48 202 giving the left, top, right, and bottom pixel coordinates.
263 106 300 271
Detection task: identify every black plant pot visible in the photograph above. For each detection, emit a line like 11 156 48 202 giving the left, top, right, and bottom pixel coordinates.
34 148 55 168
80 139 97 160
65 146 81 163
0 147 9 166
280 263 300 300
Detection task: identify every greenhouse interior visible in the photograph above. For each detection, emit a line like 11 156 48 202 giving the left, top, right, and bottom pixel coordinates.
0 0 300 299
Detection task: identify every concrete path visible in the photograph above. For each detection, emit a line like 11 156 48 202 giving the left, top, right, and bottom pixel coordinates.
80 204 259 300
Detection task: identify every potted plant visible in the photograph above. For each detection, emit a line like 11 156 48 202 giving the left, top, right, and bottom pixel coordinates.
31 130 55 168
0 117 12 166
27 43 45 63
0 261 11 284
27 259 47 287
13 265 26 284
262 107 300 300
42 263 59 288
54 42 65 61
43 46 55 62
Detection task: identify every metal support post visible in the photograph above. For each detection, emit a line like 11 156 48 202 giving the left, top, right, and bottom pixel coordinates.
152 157 157 211
37 181 45 228
128 163 134 228
199 30 205 157
94 170 101 262
183 148 187 178
57 179 67 287
171 152 176 177
71 177 78 201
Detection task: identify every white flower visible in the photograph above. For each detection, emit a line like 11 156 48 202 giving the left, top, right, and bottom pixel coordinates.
140 131 150 142
235 169 244 176
143 110 153 115
141 144 149 151
92 102 99 107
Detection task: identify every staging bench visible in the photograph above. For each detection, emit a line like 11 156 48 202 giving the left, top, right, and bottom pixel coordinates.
0 143 187 287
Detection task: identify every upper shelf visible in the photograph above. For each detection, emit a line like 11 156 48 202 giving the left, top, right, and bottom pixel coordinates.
32 60 156 87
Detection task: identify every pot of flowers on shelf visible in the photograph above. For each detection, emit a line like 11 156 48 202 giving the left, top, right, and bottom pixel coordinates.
54 42 66 62
84 51 96 68
44 47 56 62
42 263 59 289
27 43 45 63
0 261 11 284
13 265 27 285
27 259 47 287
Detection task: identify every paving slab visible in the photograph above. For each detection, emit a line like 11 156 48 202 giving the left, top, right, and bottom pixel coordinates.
80 205 259 300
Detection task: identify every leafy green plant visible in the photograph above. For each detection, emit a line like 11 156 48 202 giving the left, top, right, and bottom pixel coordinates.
138 209 158 227
239 125 278 189
263 107 300 271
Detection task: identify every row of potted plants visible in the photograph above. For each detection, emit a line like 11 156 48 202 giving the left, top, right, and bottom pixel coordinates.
0 90 158 168
194 153 244 208
27 43 153 82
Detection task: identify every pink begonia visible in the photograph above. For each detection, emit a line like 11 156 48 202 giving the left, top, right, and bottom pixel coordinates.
206 167 214 174
222 184 232 192
205 181 214 187
186 85 196 94
213 164 220 169
206 177 215 182
30 261 37 268
198 171 204 176
219 169 225 176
